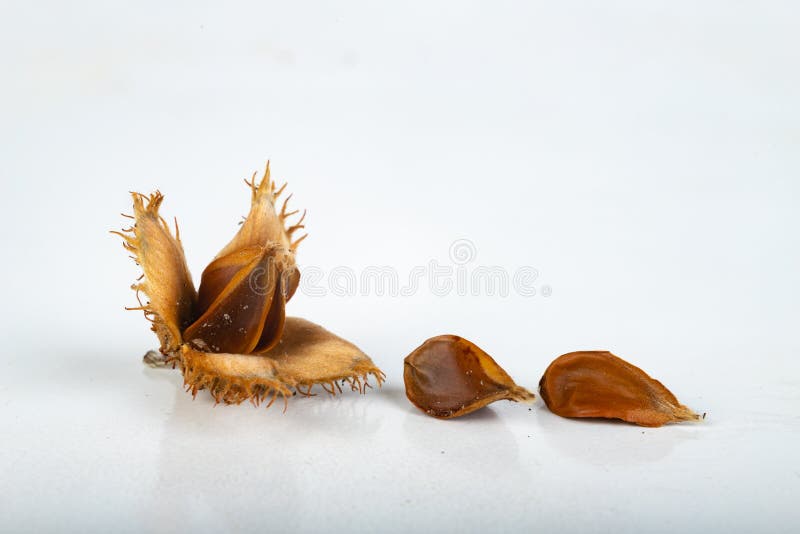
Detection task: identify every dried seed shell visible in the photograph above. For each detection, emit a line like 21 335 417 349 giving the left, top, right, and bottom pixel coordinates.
404 335 535 419
179 317 384 405
112 192 197 353
539 351 700 427
262 317 385 393
213 161 306 259
181 345 291 407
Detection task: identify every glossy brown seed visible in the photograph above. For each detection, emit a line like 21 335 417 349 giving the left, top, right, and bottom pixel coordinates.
539 351 700 427
184 244 295 354
404 335 535 419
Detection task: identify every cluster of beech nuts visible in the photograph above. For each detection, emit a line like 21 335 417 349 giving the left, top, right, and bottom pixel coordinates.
116 162 701 427
404 337 699 427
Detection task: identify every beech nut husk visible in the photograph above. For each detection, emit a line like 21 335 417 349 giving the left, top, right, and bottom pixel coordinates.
539 351 700 427
404 335 535 419
114 162 384 407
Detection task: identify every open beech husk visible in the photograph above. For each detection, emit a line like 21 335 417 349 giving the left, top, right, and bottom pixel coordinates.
404 335 535 419
539 351 700 427
114 162 384 407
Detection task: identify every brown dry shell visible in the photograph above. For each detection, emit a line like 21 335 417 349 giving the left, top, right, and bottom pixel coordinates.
115 162 383 407
112 192 197 353
262 317 385 395
404 335 535 419
539 351 700 427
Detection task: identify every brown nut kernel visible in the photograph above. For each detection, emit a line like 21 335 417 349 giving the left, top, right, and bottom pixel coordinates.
404 335 535 419
539 351 700 427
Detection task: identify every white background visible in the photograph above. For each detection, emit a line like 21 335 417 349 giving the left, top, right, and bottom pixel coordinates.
1 1 799 532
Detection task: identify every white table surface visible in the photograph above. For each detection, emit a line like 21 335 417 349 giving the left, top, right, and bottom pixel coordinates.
1 2 798 532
